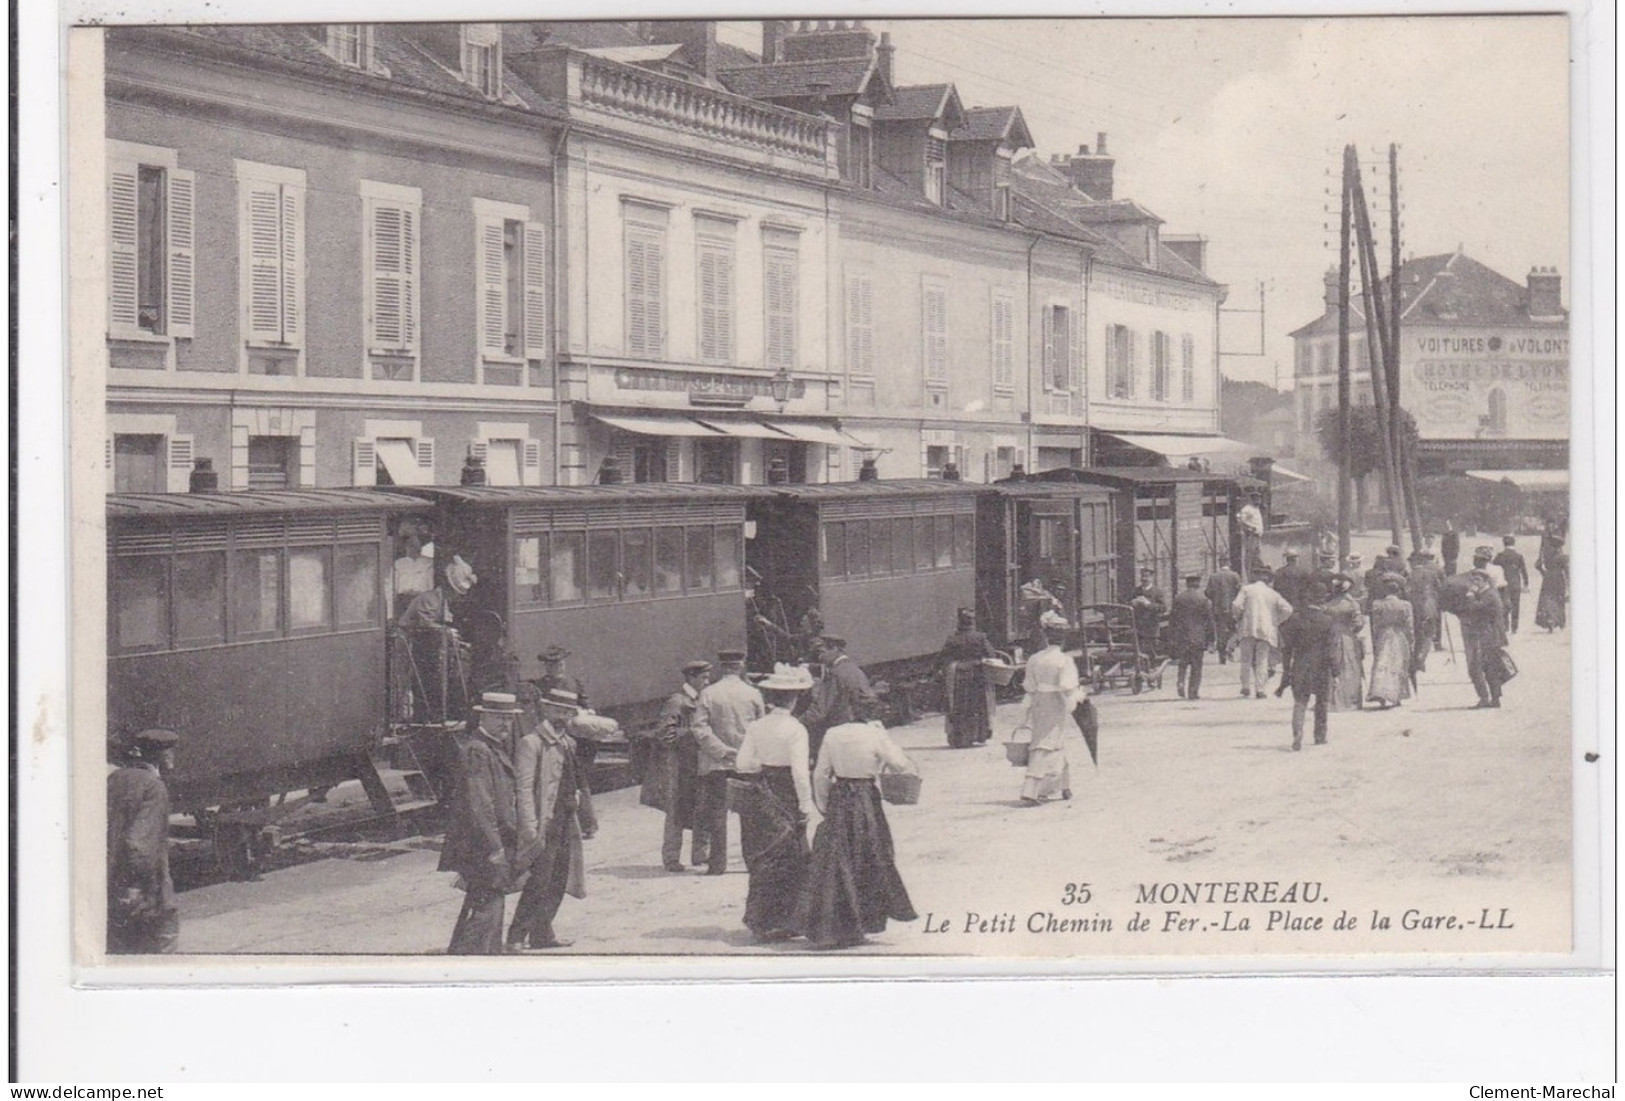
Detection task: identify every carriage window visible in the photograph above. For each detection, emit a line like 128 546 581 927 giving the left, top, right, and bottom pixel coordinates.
934 514 955 568
113 556 169 651
846 520 869 577
622 529 653 599
514 535 546 605
714 526 742 591
288 548 332 631
821 521 846 579
550 532 585 604
869 518 892 577
172 552 225 645
588 530 620 600
954 513 975 567
231 549 282 638
685 526 715 590
891 517 913 574
335 544 379 626
913 515 933 571
654 527 684 593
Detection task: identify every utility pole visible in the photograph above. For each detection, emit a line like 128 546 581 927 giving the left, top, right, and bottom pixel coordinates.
1350 164 1405 551
1337 147 1353 562
1389 143 1425 548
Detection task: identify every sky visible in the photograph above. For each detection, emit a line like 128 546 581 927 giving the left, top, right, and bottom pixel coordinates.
721 16 1572 388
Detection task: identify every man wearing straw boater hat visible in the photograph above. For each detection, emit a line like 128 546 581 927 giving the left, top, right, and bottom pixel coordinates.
508 691 598 952
690 648 765 876
440 691 523 955
107 728 181 954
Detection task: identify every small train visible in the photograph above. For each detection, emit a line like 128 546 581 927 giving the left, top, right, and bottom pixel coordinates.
106 469 1258 829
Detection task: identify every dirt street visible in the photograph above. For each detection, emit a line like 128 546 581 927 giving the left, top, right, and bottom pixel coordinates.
177 577 1572 961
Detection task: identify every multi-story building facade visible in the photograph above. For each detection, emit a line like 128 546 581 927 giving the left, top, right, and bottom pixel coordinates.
97 18 1238 495
1290 250 1569 475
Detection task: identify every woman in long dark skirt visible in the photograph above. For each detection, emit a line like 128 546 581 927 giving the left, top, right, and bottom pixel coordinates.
940 607 996 748
795 699 918 949
1534 535 1568 631
733 668 816 942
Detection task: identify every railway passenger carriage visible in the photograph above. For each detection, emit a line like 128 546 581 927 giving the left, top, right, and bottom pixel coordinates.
107 489 427 814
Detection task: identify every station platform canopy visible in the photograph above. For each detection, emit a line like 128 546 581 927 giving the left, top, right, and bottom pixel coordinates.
1465 469 1569 490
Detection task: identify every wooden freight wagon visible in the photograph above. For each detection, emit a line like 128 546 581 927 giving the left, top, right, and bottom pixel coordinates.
749 480 982 677
107 489 429 815
406 483 771 734
1029 468 1261 598
976 480 1118 655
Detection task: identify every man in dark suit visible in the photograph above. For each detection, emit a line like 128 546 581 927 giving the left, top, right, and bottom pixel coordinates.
801 634 879 761
1279 584 1336 750
1166 574 1216 700
1493 535 1531 634
1440 522 1461 577
440 692 523 955
1273 549 1314 609
1459 570 1510 708
1204 561 1242 663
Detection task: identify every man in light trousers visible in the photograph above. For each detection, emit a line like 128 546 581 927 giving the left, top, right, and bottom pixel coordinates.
1231 567 1295 699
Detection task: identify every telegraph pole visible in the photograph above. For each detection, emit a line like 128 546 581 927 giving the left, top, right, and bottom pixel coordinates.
1389 143 1425 548
1350 165 1405 550
1337 147 1353 561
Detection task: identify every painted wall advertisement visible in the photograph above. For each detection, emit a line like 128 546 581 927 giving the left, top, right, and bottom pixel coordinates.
1408 327 1568 440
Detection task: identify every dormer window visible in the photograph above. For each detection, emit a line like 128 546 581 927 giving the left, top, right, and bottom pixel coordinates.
326 25 373 68
993 183 1010 221
925 134 946 205
462 24 502 99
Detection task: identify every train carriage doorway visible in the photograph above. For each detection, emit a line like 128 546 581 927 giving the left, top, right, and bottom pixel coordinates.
1134 491 1175 591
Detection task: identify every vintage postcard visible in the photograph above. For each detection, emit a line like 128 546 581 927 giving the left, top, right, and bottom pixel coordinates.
57 5 1606 990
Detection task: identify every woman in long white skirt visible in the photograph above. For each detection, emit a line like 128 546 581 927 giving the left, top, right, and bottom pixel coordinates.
1019 614 1083 805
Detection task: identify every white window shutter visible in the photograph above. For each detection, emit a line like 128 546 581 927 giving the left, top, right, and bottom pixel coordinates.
643 234 664 355
246 181 284 344
280 184 302 346
664 439 680 483
401 206 418 352
353 438 376 486
625 234 647 355
166 169 197 339
1068 307 1081 394
522 439 542 486
416 438 435 475
846 275 863 373
613 436 636 475
1042 307 1056 390
166 435 194 493
1128 329 1140 398
370 201 418 352
107 163 140 333
698 246 721 359
477 217 506 356
522 222 548 359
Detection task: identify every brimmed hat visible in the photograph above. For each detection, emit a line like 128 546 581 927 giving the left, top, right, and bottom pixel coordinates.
1328 573 1354 592
717 648 749 664
473 691 524 714
816 635 847 650
1039 610 1070 631
445 554 477 595
1345 552 1363 567
758 664 815 692
682 660 712 677
538 645 571 662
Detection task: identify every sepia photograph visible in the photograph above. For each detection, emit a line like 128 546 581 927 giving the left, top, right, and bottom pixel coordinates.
56 5 1602 986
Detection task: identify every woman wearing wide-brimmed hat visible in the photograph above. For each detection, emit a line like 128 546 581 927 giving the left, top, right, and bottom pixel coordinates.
1324 574 1366 712
1017 611 1083 805
732 665 816 941
795 697 918 949
939 607 997 748
1366 575 1415 709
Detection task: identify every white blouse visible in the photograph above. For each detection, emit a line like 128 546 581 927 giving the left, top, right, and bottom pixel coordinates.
812 720 914 812
735 707 814 816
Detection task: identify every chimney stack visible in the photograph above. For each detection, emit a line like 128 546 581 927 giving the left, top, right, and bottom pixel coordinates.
1096 131 1107 154
876 31 895 86
188 457 219 493
762 19 789 63
1057 134 1115 200
1527 266 1563 318
1324 268 1341 311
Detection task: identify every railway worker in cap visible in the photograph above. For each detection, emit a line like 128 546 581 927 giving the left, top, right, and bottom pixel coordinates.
107 728 180 954
508 693 598 952
1166 574 1216 701
1130 568 1168 661
1278 583 1336 750
1493 536 1530 634
801 635 880 764
641 660 714 872
690 649 765 876
1459 569 1510 709
940 607 997 749
1406 547 1445 670
440 692 523 955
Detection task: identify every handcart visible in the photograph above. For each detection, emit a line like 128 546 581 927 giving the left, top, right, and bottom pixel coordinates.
1077 603 1167 694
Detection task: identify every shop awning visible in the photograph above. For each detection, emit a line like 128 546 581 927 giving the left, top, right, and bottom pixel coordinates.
1465 469 1569 490
373 439 433 486
591 413 725 438
1270 464 1314 484
692 419 791 440
1099 432 1265 462
763 421 850 447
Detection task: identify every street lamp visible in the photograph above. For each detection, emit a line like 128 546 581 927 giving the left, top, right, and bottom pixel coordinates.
768 366 794 413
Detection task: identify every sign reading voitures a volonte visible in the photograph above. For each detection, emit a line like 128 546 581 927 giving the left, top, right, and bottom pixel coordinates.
1408 329 1569 439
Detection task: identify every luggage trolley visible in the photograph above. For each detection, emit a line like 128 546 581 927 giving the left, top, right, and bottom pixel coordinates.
1078 603 1164 694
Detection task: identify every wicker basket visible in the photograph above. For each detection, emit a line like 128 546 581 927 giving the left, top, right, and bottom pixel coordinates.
879 771 923 806
567 712 622 743
1004 740 1031 767
982 656 1020 687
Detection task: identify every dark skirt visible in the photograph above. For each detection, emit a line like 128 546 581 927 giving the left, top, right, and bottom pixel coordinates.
795 778 916 948
1535 570 1568 629
737 767 809 938
944 661 993 747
